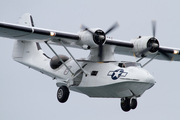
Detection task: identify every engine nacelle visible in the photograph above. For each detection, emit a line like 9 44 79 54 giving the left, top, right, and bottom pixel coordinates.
50 55 69 69
78 28 106 49
130 36 159 55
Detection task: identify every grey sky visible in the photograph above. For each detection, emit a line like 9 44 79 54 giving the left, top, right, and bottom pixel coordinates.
0 0 180 120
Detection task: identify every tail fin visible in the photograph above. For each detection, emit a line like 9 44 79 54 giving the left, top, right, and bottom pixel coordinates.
11 13 57 79
12 13 45 65
18 13 34 27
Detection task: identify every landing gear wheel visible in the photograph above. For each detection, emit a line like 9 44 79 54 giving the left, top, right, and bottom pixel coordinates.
57 86 70 103
130 98 137 109
121 97 131 112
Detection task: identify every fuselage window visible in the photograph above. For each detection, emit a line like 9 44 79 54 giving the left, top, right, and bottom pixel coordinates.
118 63 123 67
91 71 98 76
118 63 125 68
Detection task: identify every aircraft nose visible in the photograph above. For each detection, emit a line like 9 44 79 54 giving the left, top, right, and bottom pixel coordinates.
132 67 156 84
145 73 156 84
126 67 156 86
143 72 156 89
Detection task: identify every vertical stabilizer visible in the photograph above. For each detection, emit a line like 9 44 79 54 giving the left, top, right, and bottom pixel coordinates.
18 13 34 27
10 13 61 80
12 13 43 64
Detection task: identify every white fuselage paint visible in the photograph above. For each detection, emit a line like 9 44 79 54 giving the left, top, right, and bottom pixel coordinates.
13 41 155 98
56 60 155 98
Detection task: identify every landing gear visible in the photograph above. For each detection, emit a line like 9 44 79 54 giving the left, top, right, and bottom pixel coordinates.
57 86 70 103
130 97 137 109
121 97 137 112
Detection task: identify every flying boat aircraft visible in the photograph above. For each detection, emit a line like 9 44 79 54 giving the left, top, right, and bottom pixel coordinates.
0 13 180 112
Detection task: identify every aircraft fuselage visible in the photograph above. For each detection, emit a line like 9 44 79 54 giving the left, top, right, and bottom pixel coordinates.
56 60 155 98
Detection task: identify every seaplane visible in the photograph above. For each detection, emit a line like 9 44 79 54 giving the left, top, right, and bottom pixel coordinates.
0 13 180 112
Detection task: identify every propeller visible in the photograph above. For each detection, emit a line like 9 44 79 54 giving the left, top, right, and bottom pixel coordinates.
152 20 156 37
81 22 119 61
137 20 172 60
105 22 119 35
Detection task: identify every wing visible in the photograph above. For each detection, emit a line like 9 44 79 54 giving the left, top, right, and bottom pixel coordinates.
105 38 180 61
0 22 81 48
0 21 180 61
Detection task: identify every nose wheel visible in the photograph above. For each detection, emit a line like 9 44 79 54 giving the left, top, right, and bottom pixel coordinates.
57 86 70 103
121 97 137 112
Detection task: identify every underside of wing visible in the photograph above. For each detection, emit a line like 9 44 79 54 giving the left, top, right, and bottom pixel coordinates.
0 21 81 48
1 13 180 62
106 37 180 61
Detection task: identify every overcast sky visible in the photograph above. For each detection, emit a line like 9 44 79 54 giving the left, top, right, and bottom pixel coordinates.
0 0 180 120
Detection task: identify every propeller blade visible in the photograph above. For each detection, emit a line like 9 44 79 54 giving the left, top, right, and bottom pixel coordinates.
98 40 103 61
80 24 87 30
105 22 119 35
158 48 172 60
137 47 152 57
81 25 94 35
152 20 156 37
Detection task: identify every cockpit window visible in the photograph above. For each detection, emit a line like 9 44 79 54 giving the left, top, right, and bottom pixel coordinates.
118 62 142 68
118 63 123 67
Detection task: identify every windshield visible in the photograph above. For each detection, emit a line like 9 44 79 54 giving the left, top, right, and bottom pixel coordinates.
118 62 142 68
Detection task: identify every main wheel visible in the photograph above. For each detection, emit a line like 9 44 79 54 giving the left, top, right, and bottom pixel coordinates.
57 86 70 103
121 97 131 112
130 98 137 109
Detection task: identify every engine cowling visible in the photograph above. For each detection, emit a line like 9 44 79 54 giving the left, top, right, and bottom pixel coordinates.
78 28 106 49
130 36 159 56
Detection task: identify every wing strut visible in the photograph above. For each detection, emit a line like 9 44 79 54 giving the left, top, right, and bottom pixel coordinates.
136 57 144 63
141 54 159 68
45 41 75 76
59 40 88 75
